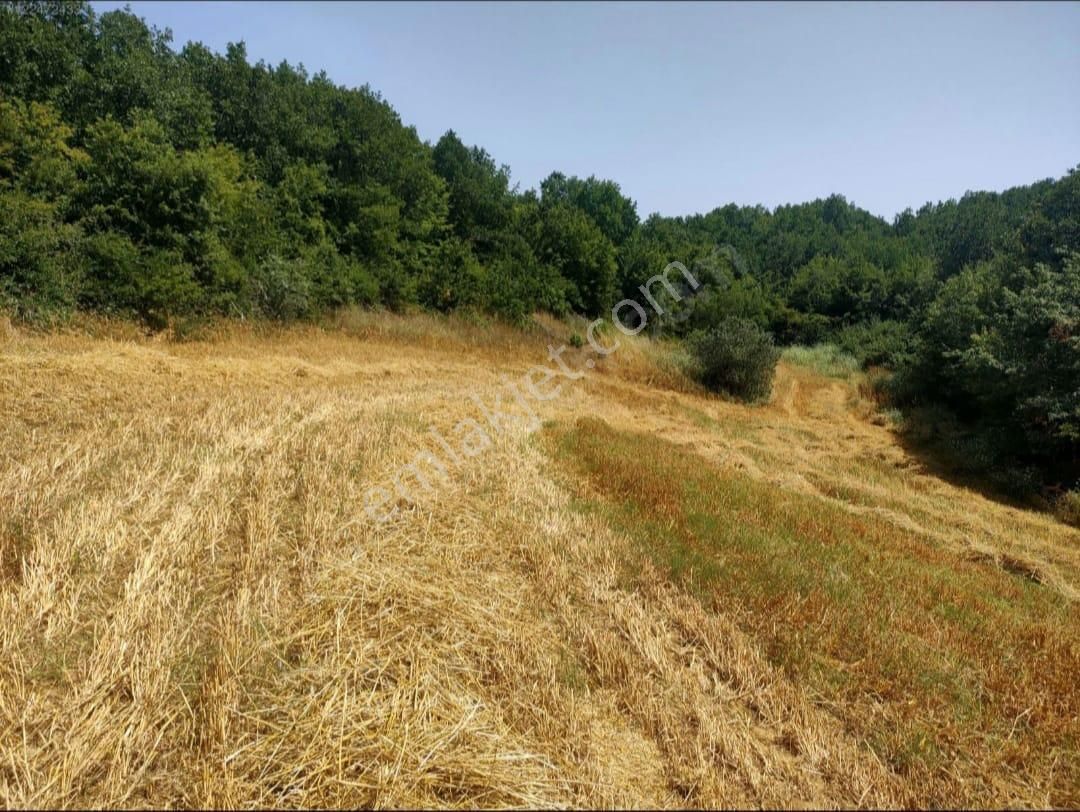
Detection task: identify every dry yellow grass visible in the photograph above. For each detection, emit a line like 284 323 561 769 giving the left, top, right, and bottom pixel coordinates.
0 312 1077 808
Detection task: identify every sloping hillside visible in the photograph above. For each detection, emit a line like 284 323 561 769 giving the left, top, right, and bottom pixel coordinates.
0 313 1076 808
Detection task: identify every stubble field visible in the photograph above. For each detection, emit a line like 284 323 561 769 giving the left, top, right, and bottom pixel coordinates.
0 312 1077 808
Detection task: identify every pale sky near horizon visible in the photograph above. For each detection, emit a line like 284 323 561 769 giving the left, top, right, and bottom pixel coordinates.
90 1 1079 221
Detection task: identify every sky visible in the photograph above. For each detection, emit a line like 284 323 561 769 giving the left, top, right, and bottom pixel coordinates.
90 1 1080 221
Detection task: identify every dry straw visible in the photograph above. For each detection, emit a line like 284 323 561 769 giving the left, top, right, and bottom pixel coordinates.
0 312 1076 807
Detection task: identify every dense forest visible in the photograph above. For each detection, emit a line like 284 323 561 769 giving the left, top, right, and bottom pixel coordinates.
1 2 1077 496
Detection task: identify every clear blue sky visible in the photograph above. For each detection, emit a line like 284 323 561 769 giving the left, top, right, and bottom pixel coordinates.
91 1 1079 221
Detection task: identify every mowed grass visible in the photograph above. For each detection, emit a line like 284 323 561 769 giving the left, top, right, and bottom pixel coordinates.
2 313 1077 808
546 416 1080 806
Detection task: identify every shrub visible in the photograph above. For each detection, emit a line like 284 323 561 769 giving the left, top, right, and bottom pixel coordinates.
305 242 379 311
253 254 313 321
781 344 860 378
417 238 486 313
836 319 915 368
80 232 202 325
0 191 84 322
1054 490 1080 528
687 318 780 402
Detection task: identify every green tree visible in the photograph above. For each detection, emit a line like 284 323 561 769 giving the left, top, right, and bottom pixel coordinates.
432 130 512 260
0 97 88 319
540 171 639 249
536 203 617 316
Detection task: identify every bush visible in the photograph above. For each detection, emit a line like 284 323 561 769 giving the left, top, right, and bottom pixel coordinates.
836 319 915 368
687 318 780 402
80 232 202 324
0 191 84 321
417 238 486 312
781 344 860 378
305 242 379 311
1054 490 1080 528
253 254 313 321
771 306 833 346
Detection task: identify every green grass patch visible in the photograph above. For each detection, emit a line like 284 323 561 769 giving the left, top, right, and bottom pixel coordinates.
782 343 861 378
544 416 1079 795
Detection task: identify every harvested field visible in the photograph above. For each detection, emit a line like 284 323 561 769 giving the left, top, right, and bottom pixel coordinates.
1 313 1077 808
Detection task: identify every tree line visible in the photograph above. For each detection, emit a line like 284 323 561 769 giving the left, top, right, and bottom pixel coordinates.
1 2 1077 494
